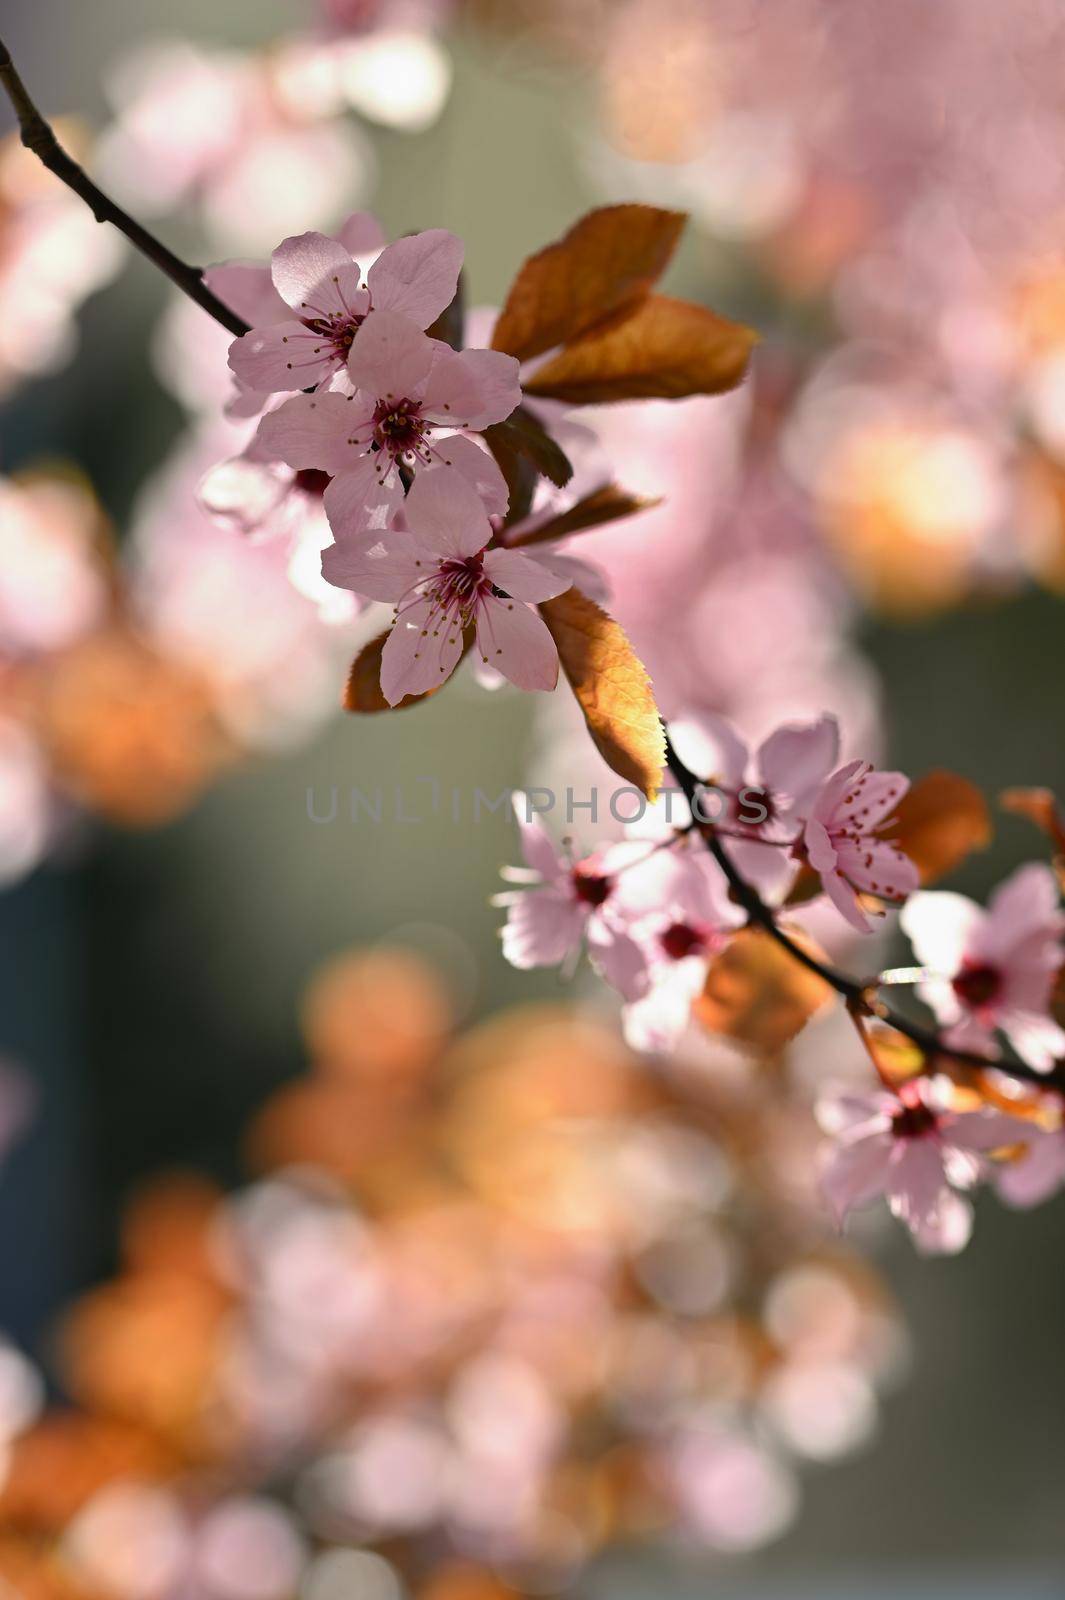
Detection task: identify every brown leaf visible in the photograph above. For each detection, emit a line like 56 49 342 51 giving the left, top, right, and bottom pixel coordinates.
694 927 834 1054
492 204 687 362
539 588 664 799
343 630 465 713
509 483 661 548
888 769 991 885
1001 786 1065 857
484 407 573 490
524 294 757 404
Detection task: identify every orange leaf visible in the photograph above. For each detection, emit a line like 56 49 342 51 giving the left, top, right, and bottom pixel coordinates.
1001 786 1065 856
888 769 991 885
343 630 465 713
694 927 834 1054
491 205 687 362
509 483 661 548
538 588 664 799
523 294 757 404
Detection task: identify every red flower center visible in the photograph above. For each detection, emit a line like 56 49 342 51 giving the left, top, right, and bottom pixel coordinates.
891 1100 938 1140
659 921 706 961
951 962 1003 1009
373 396 429 460
572 869 612 907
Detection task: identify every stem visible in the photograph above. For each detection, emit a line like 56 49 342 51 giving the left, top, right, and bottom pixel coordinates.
0 37 250 339
663 733 1063 1095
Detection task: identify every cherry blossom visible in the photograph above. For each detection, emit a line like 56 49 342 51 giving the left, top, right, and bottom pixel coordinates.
818 1077 1032 1254
322 468 569 702
227 223 462 397
995 1117 1065 1209
619 849 742 1051
668 710 841 898
900 864 1065 1071
256 314 518 536
495 794 650 999
804 759 918 932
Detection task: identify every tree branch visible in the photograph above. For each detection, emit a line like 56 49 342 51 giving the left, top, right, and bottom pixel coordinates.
0 37 250 338
663 733 1063 1095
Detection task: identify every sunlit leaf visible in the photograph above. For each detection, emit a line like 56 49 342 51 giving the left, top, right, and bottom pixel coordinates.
524 294 757 404
509 483 661 547
538 588 664 799
888 769 991 885
484 407 574 490
694 927 834 1054
492 204 687 362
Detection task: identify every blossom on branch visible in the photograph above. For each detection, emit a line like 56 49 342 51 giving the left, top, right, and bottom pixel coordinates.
804 759 919 932
255 313 518 537
322 468 569 702
901 863 1065 1071
227 222 462 397
818 1077 1033 1254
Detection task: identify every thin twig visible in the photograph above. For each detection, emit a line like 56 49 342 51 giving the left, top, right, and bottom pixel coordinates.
663 734 1063 1095
0 37 250 338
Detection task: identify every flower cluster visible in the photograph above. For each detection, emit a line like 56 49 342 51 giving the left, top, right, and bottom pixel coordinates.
498 712 1065 1254
0 947 907 1596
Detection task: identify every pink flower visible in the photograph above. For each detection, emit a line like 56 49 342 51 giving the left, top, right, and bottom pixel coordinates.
227 223 462 397
322 468 569 703
900 864 1065 1071
818 1077 1030 1254
619 849 742 1051
804 759 918 932
668 711 841 898
495 795 650 1000
995 1117 1065 1209
255 313 518 536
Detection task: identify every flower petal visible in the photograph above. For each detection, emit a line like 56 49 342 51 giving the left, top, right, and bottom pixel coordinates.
321 527 425 602
900 890 982 973
483 547 573 602
445 348 522 429
229 322 338 393
433 434 509 518
475 596 559 692
271 230 362 316
403 466 491 558
323 456 403 539
204 261 288 324
379 593 465 704
366 228 464 328
255 392 373 475
501 888 584 969
335 211 388 258
756 714 840 807
348 309 436 400
668 711 748 788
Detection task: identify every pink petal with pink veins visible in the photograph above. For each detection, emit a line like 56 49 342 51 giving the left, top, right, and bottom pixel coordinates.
323 457 403 539
756 714 840 804
403 467 490 559
321 526 425 601
271 230 363 317
474 596 559 692
366 229 464 328
256 392 372 475
450 348 523 429
482 547 571 603
434 435 509 517
347 309 436 399
379 593 465 704
229 321 339 393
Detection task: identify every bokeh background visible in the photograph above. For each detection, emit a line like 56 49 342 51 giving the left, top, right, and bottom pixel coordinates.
3 2 1065 1595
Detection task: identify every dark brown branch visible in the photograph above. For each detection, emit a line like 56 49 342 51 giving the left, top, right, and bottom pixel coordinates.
0 37 250 338
663 733 1063 1094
